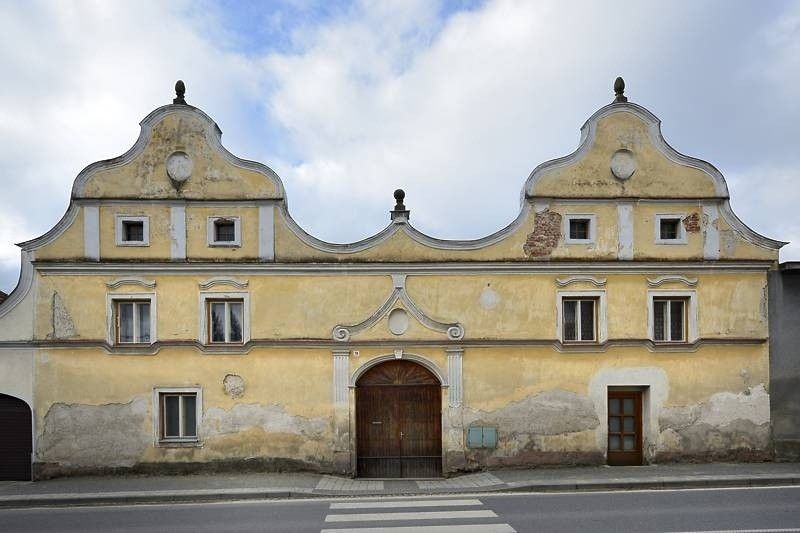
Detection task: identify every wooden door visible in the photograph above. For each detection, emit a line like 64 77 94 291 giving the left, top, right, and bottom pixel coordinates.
607 390 643 466
0 394 32 481
356 360 442 478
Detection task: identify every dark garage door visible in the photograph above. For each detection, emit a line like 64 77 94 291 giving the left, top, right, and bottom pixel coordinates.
356 360 442 478
0 394 32 480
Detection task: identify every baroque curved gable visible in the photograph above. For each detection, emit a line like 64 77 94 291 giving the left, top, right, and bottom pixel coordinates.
524 102 729 200
72 105 285 201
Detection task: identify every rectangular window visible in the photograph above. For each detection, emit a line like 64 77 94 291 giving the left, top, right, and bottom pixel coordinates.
564 214 596 244
569 219 590 240
159 392 197 441
207 216 241 247
123 221 144 242
116 300 151 344
208 300 244 343
659 218 680 240
115 215 149 246
653 298 687 342
214 220 236 242
562 298 597 342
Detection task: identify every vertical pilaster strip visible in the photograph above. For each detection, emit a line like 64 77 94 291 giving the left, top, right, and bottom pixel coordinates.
332 349 351 474
617 202 634 260
332 349 350 406
259 204 275 261
447 347 464 407
170 205 186 260
83 205 99 261
703 202 721 260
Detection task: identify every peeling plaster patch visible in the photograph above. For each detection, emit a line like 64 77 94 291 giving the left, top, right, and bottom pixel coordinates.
682 212 701 233
50 292 77 339
523 209 562 257
479 285 499 310
223 374 245 399
203 403 329 439
38 398 149 467
659 385 770 455
463 390 599 436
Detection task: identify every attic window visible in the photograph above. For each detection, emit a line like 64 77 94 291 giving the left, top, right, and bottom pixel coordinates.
207 216 241 247
124 221 144 242
655 214 686 244
115 215 149 246
564 214 596 244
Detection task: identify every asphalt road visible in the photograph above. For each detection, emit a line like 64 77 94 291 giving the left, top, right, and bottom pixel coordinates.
0 486 798 533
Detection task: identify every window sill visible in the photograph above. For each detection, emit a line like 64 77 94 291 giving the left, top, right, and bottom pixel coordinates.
564 240 595 245
116 242 150 247
654 240 687 245
208 242 241 248
157 439 202 448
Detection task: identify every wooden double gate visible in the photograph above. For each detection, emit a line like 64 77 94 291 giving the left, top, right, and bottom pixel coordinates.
356 360 442 478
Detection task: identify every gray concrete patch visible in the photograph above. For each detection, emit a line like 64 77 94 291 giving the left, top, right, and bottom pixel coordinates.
315 476 383 492
417 472 503 489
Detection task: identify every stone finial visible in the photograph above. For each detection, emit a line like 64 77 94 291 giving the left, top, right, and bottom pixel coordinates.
390 189 410 222
173 80 187 104
613 76 627 103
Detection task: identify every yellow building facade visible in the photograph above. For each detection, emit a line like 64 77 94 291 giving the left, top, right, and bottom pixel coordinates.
0 80 786 480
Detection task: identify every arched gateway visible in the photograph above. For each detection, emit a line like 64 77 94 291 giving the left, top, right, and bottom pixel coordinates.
0 394 32 480
356 360 442 478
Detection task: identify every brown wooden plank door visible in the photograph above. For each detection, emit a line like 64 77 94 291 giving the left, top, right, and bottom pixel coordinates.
607 390 643 466
0 394 32 481
356 360 442 478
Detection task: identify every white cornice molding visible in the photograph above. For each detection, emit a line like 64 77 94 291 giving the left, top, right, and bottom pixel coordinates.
198 277 249 290
646 275 698 288
105 277 157 289
556 276 607 287
717 199 787 250
33 260 775 276
277 202 532 254
332 274 464 342
0 251 35 322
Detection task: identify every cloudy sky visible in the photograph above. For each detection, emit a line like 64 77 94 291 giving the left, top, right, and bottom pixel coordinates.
0 0 798 292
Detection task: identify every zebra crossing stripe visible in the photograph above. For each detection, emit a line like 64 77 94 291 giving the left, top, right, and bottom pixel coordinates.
325 510 497 522
321 525 517 533
330 499 483 509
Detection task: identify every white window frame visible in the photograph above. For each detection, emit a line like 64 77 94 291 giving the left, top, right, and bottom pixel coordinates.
106 292 157 346
115 215 150 246
556 290 607 344
564 214 597 244
654 213 687 244
198 291 250 345
647 290 698 343
153 387 202 446
207 216 241 247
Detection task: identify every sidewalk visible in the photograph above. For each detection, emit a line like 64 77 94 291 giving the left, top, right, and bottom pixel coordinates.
0 462 798 508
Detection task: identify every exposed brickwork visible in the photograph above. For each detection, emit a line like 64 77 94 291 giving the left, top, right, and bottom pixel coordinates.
683 212 701 233
523 209 562 257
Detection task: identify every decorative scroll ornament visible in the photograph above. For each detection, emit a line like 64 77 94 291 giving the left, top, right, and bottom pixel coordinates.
198 277 249 290
555 276 607 288
105 277 156 289
647 275 698 288
333 274 465 342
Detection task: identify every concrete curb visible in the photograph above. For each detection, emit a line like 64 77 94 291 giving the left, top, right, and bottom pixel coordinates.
1 475 798 509
0 488 307 509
